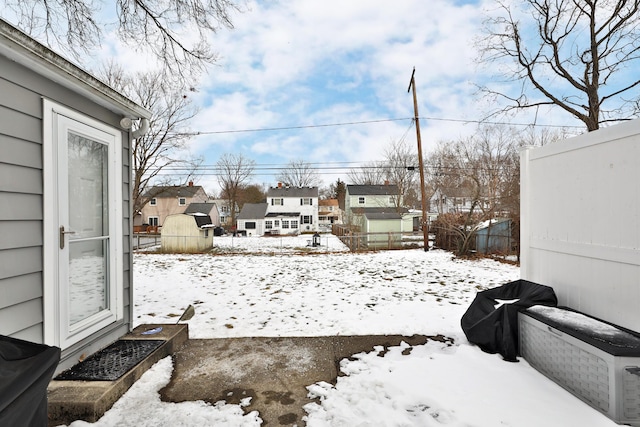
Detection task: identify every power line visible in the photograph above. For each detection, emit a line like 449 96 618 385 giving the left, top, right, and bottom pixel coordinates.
174 116 583 137
193 117 411 135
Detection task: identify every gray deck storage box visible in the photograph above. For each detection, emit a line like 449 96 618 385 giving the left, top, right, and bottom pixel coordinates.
519 306 640 426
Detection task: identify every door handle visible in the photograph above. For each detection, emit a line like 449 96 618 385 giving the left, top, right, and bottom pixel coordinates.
59 226 76 249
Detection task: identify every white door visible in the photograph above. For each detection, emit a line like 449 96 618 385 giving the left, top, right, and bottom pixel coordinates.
43 101 123 350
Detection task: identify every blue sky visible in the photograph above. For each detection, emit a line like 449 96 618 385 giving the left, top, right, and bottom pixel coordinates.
185 0 502 193
3 0 585 195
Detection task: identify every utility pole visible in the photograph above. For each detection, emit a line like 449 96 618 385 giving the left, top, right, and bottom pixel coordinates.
407 67 429 251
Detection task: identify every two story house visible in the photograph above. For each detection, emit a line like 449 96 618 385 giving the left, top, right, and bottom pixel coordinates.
137 182 208 230
208 198 236 228
318 199 342 230
344 184 418 248
236 184 319 236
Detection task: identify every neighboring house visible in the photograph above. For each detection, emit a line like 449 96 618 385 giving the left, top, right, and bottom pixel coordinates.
344 184 403 212
344 185 408 248
344 184 405 228
0 20 152 373
236 203 268 236
161 213 214 253
184 202 220 227
318 199 342 230
235 185 319 236
208 198 236 227
429 188 480 214
266 185 319 234
138 182 208 229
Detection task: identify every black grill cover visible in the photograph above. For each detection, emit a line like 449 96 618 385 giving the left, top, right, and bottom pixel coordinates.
461 279 557 361
0 335 61 426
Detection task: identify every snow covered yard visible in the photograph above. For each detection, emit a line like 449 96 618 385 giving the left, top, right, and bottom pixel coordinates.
64 235 620 426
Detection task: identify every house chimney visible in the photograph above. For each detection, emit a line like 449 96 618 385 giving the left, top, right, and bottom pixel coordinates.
188 181 193 186
278 182 282 188
384 180 390 185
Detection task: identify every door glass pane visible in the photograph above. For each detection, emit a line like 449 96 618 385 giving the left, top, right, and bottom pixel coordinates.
67 132 109 326
68 132 109 238
68 239 108 325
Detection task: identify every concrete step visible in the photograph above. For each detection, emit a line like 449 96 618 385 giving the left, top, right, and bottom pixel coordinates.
47 324 188 426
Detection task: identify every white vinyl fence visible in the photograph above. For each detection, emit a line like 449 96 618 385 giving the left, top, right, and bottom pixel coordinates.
520 119 640 331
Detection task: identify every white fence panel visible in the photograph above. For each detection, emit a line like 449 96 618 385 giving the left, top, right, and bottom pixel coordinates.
521 119 640 331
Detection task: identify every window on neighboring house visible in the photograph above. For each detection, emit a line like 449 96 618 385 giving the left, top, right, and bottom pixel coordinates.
319 216 327 221
274 220 280 227
291 220 299 229
150 198 157 206
389 196 395 204
300 198 312 205
272 198 283 206
245 222 256 229
358 196 365 204
221 205 228 212
148 217 159 226
265 220 273 229
302 215 313 224
282 220 289 229
179 197 186 206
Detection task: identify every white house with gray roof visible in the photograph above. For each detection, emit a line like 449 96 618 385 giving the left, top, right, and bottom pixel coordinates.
236 185 319 236
236 203 268 236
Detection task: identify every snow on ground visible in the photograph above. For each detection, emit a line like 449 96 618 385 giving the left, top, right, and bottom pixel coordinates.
65 235 620 427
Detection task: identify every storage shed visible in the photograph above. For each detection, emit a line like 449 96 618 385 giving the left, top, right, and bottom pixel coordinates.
161 214 214 253
0 19 151 374
475 218 512 254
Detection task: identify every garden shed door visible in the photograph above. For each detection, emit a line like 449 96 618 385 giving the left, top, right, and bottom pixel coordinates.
43 100 124 350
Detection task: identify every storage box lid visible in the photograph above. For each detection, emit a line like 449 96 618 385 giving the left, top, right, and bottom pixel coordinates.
523 306 640 357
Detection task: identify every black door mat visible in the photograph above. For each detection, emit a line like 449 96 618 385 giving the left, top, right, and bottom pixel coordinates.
55 340 164 381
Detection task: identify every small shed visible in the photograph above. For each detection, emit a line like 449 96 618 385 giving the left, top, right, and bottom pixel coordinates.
360 208 404 249
475 218 512 254
161 214 214 253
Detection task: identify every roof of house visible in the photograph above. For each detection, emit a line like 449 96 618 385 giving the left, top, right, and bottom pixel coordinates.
237 203 268 220
0 19 150 120
347 185 400 196
184 202 217 215
318 199 339 207
147 185 206 198
267 186 318 198
352 207 407 220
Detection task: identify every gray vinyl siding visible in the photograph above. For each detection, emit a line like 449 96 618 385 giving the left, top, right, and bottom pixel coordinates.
0 53 134 369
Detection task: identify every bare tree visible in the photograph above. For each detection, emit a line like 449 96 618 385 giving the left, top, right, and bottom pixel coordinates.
216 153 255 227
429 125 563 256
98 63 201 217
428 126 525 255
479 0 640 131
383 139 418 210
2 0 241 80
347 161 387 185
275 160 322 187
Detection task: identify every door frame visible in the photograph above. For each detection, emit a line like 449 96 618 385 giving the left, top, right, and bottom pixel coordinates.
43 99 124 350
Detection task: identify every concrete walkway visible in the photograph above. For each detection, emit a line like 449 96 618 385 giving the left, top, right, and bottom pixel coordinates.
48 325 451 426
161 334 440 426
